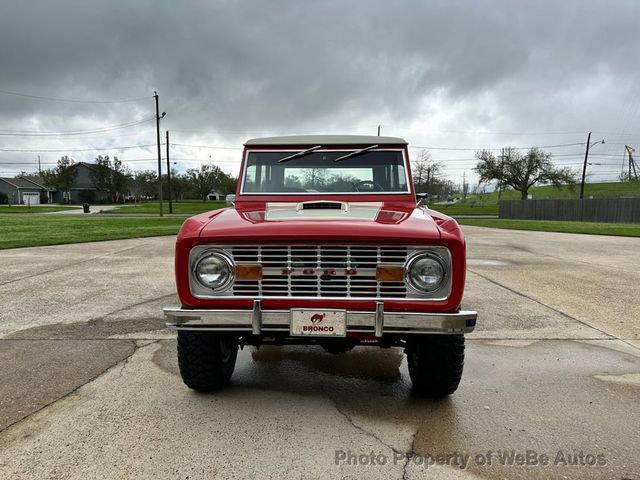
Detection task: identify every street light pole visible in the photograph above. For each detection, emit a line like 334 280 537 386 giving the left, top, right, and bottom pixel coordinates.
580 132 605 199
154 91 164 216
579 132 591 200
166 130 173 214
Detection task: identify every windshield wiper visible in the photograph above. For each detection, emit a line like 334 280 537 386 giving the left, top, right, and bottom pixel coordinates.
277 145 322 163
333 145 379 162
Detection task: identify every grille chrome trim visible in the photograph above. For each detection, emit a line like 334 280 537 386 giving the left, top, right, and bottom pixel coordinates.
189 245 452 301
231 245 409 298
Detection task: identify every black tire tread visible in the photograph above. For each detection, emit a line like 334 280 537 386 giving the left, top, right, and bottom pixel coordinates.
177 331 237 392
406 335 465 398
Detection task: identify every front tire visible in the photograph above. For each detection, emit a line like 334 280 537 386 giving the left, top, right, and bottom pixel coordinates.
406 335 465 398
321 342 355 355
177 331 238 392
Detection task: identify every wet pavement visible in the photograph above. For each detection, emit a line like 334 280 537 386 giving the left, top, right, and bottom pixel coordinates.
0 227 638 479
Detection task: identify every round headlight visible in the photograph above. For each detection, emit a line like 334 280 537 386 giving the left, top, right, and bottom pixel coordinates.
194 252 234 290
406 254 445 292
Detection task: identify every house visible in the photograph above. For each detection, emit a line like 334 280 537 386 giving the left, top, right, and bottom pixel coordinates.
0 177 47 205
0 162 110 204
52 162 109 204
207 191 225 201
19 176 56 203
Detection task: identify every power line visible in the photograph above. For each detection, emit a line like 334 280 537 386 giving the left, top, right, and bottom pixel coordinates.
170 142 242 150
0 143 162 153
172 140 588 152
409 142 586 151
0 88 149 104
0 157 241 166
0 116 155 136
169 126 374 136
392 127 587 136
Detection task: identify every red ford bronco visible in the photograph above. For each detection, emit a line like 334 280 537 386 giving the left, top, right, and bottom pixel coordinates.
164 135 477 397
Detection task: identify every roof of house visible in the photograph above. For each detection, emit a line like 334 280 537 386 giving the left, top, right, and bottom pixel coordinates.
18 176 51 189
0 177 44 189
244 135 407 146
0 177 17 188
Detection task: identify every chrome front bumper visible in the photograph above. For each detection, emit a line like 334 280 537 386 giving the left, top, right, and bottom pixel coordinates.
164 301 477 336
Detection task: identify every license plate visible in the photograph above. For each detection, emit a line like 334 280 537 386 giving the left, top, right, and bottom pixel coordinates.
290 309 346 337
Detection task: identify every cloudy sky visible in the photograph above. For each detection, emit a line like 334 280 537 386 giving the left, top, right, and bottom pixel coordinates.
1 0 639 186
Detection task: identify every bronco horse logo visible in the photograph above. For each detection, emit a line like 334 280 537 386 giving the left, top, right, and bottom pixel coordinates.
310 313 326 324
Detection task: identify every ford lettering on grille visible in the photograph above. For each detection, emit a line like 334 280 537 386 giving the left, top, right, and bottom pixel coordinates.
229 245 408 298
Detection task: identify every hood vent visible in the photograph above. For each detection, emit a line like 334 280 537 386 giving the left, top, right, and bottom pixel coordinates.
299 201 345 210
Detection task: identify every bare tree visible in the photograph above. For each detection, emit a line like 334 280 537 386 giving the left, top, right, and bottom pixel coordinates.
412 149 443 193
475 147 577 200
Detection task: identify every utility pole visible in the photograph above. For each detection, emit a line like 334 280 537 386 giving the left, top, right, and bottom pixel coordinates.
154 91 164 216
498 148 504 200
166 130 173 214
626 145 638 181
377 125 381 136
37 155 41 175
462 171 467 200
579 131 592 200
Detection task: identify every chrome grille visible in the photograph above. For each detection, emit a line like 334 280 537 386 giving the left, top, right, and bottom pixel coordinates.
229 245 408 298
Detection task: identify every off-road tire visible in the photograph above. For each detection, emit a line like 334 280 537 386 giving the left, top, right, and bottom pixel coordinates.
322 342 356 355
177 331 238 392
406 335 465 398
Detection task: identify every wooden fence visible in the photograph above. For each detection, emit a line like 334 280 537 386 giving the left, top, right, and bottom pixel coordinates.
499 198 640 223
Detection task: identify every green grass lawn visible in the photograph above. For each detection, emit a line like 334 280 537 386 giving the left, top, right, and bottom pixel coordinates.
460 181 640 206
430 181 640 215
0 215 185 249
103 200 227 215
429 204 498 216
0 205 79 214
458 218 640 237
111 199 497 216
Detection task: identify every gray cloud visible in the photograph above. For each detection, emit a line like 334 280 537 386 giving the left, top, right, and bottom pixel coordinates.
1 0 639 182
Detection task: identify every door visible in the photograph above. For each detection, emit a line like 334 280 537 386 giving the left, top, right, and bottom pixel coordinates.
22 191 40 205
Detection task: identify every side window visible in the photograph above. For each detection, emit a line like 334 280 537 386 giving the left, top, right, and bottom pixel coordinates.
244 164 256 192
397 164 407 191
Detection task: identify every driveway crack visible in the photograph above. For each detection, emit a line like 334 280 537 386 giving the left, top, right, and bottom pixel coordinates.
0 241 152 287
401 430 417 480
467 268 617 338
468 269 640 353
96 293 177 319
321 384 412 464
0 339 157 434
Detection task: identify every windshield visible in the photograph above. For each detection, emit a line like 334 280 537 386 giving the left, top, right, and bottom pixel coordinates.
242 150 409 194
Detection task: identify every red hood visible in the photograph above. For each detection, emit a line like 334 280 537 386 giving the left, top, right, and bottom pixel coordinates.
197 202 442 244
174 202 466 311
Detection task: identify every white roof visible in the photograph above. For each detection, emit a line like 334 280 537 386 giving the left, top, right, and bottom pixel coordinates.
244 135 407 146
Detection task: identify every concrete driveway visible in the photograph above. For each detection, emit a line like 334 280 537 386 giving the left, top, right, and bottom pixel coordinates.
0 228 638 479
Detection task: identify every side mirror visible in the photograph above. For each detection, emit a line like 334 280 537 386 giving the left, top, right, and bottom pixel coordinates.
416 192 429 208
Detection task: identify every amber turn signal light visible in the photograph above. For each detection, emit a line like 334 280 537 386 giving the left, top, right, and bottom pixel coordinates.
376 265 405 282
235 264 263 280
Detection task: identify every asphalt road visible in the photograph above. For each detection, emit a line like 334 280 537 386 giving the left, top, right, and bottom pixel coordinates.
0 227 638 479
